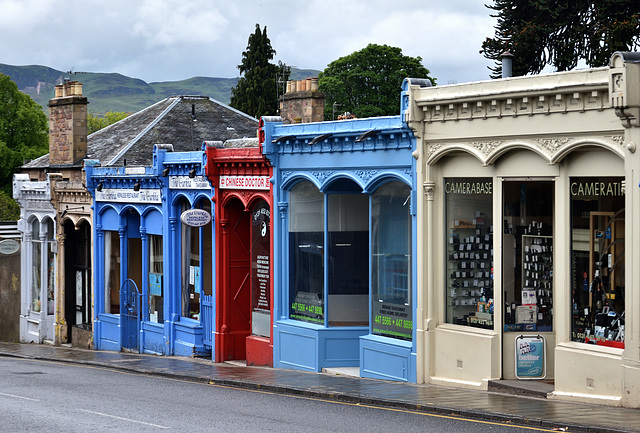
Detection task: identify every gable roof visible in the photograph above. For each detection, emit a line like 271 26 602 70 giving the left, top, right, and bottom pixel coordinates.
24 95 258 169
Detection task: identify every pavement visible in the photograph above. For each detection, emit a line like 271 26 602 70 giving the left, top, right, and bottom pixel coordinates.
1 342 639 433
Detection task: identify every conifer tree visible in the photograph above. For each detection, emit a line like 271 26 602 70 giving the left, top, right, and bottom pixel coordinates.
481 0 640 78
230 24 287 118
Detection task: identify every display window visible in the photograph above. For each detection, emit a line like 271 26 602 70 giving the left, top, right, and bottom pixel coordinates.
30 220 42 313
45 219 54 315
104 230 120 314
180 198 212 320
148 234 163 323
289 181 324 324
371 181 412 340
251 199 270 337
502 181 554 332
327 192 369 326
445 178 494 328
570 177 625 348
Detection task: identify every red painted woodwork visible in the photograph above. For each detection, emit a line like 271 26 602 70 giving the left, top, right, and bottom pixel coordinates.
208 146 273 366
220 198 250 360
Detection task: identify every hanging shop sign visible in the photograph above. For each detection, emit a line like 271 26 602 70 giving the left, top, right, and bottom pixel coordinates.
180 209 211 227
515 335 546 379
0 239 20 255
219 175 270 190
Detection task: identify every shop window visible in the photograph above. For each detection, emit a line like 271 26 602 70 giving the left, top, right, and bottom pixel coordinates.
31 220 41 312
180 199 211 320
199 199 213 299
445 178 494 328
289 181 324 324
45 219 55 315
104 230 120 314
503 181 553 332
371 181 412 340
148 234 163 323
327 192 369 326
570 177 624 348
251 199 270 337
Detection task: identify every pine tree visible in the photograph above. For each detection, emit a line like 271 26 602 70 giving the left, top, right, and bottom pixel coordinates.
481 0 640 78
230 24 286 118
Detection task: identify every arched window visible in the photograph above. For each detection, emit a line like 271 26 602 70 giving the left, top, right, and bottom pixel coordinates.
30 220 41 312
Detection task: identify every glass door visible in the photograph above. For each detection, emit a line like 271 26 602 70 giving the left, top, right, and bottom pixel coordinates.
502 180 554 379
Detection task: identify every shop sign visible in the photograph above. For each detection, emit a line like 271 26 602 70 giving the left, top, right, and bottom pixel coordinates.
180 209 211 227
96 188 162 203
372 302 412 340
444 181 492 195
169 175 210 190
570 180 624 197
251 203 271 316
219 175 270 190
0 239 20 255
515 335 546 379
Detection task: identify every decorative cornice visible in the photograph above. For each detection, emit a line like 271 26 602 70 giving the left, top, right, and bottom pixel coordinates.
417 82 610 124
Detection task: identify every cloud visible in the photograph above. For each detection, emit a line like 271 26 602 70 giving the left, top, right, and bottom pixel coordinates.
0 0 498 84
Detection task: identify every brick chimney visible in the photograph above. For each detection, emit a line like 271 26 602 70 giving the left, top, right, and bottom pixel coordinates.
279 77 324 124
48 81 88 166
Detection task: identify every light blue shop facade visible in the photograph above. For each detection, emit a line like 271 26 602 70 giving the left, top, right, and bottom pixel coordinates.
86 144 216 356
261 115 418 382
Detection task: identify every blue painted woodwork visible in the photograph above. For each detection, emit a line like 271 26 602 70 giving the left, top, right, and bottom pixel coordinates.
120 279 141 352
261 115 419 381
201 294 213 349
85 144 216 357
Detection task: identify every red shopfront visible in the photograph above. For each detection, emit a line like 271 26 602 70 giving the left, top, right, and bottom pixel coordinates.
206 144 273 366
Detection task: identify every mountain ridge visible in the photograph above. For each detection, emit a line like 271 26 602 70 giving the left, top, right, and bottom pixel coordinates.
0 64 321 115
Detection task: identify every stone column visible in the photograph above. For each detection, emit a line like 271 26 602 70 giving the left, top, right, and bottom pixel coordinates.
610 52 640 408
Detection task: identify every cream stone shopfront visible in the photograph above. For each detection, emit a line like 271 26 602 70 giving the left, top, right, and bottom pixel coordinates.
402 52 640 407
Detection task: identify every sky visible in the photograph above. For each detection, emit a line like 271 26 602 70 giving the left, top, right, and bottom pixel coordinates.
0 0 499 85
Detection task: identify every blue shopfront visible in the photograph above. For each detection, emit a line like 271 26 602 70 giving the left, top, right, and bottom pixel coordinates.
86 144 215 356
261 115 418 382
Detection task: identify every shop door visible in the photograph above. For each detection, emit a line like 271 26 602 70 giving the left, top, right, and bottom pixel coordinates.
221 198 251 360
122 235 142 352
120 279 140 351
501 180 555 380
64 221 92 344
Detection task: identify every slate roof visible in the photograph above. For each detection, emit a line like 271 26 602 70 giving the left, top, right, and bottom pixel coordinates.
24 96 258 168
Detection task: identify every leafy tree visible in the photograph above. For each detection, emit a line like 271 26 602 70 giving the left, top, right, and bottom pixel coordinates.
230 24 288 118
87 111 130 134
0 190 19 220
0 74 48 195
481 0 640 78
318 44 435 120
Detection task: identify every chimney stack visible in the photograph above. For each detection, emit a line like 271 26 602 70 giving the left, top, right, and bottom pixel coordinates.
279 77 324 124
48 81 88 166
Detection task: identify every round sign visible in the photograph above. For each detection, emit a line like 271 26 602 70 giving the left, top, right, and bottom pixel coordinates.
0 239 20 255
180 209 212 227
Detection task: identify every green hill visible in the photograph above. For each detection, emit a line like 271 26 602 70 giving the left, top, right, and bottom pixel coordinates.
0 64 321 115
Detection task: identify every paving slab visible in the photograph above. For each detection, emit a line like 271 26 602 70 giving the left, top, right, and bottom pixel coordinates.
1 342 639 433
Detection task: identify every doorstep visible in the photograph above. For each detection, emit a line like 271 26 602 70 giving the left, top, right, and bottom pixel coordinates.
487 379 554 399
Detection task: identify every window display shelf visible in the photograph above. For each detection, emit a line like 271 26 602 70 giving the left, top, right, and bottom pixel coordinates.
520 234 553 331
447 222 494 328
